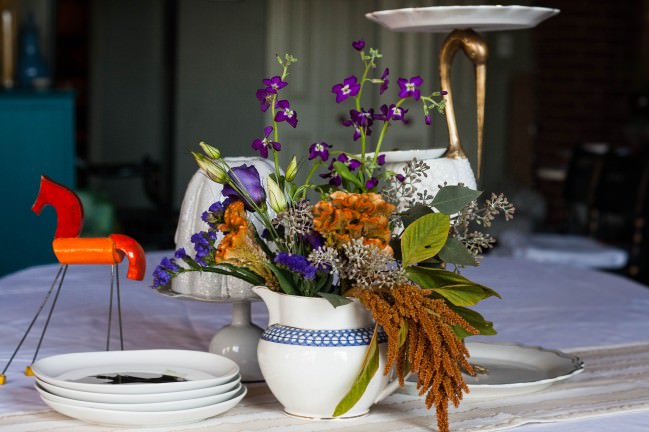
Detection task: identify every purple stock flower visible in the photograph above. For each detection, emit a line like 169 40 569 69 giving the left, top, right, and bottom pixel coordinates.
256 88 272 112
274 100 298 128
190 231 212 266
332 75 361 103
380 68 390 95
263 76 288 93
274 252 318 280
398 76 423 101
377 154 386 166
388 104 408 121
221 164 267 209
342 118 364 141
337 153 361 171
351 108 374 128
352 38 365 51
365 177 379 189
251 126 281 158
309 142 330 161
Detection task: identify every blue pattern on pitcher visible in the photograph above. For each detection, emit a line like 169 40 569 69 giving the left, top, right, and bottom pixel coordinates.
261 324 387 347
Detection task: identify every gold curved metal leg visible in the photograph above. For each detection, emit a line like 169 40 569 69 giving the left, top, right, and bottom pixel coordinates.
439 29 488 178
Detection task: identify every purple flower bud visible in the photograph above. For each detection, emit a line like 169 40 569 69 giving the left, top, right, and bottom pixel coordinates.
377 154 386 166
425 114 432 125
396 174 406 182
441 90 448 95
329 175 342 187
222 164 267 210
352 38 365 51
365 177 379 189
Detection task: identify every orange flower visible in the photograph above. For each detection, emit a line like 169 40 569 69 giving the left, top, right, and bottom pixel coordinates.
313 192 395 253
215 201 276 287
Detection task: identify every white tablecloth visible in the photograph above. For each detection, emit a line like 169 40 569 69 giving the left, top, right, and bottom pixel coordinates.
1 252 648 431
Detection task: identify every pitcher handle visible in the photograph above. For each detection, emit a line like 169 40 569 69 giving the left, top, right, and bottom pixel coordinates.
439 29 488 178
373 371 413 404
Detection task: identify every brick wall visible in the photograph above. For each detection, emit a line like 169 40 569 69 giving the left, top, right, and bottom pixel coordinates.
531 0 644 228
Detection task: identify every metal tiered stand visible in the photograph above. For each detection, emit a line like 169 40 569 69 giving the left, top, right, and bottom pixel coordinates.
366 4 562 396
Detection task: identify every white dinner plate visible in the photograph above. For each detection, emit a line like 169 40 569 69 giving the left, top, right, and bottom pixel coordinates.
36 381 244 412
35 373 240 404
366 5 560 33
31 350 239 394
40 385 247 427
402 341 583 399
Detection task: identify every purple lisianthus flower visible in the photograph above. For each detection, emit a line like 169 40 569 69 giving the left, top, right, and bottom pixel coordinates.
251 126 281 158
365 177 379 189
274 100 298 128
309 142 330 161
274 252 318 280
222 164 267 209
332 75 361 103
377 154 386 166
352 38 365 51
263 76 288 93
380 68 390 95
398 76 423 101
256 88 272 112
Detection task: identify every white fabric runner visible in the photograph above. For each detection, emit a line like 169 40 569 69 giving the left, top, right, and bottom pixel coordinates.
1 253 649 431
0 342 648 431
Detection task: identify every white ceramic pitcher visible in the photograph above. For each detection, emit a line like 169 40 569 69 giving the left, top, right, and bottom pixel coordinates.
253 286 403 419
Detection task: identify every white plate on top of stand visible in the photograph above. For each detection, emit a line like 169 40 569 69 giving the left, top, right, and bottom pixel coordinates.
39 385 247 427
31 350 239 394
366 6 560 33
403 341 583 399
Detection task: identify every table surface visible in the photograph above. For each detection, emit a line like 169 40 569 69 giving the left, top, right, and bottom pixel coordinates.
1 251 648 431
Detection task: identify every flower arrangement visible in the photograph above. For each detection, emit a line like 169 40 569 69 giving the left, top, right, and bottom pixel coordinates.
154 39 514 432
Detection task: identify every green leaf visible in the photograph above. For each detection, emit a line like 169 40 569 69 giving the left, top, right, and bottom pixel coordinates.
449 305 497 337
400 213 450 267
400 205 434 229
333 161 363 188
406 266 501 306
438 237 478 266
333 327 379 417
267 263 298 295
318 292 353 308
430 185 482 214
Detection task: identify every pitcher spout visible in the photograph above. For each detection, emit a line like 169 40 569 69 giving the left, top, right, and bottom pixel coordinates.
252 286 280 325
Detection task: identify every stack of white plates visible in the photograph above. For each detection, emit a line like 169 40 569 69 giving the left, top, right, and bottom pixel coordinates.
31 350 247 427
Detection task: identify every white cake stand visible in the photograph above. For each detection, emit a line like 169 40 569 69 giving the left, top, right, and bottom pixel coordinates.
366 5 560 177
156 284 264 383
